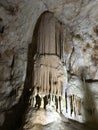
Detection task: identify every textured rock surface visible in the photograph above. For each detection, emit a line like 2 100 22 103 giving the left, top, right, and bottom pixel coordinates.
23 108 90 130
0 0 98 129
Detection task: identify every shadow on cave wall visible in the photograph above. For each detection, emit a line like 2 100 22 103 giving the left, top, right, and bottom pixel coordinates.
0 43 35 130
0 11 52 130
83 79 98 130
0 11 41 130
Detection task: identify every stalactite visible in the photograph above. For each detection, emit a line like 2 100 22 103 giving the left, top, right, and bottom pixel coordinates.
34 56 64 97
39 65 42 89
41 66 44 94
43 68 45 93
54 77 56 95
44 66 46 94
33 12 65 100
75 96 81 115
51 73 53 94
58 81 61 96
73 95 77 117
37 64 39 86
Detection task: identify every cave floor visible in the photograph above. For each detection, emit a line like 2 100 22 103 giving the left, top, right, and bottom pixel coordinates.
23 107 90 130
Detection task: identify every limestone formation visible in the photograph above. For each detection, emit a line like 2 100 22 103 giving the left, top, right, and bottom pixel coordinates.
0 0 98 130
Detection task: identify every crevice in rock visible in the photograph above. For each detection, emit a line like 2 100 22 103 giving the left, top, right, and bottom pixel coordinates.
85 79 98 83
0 18 4 34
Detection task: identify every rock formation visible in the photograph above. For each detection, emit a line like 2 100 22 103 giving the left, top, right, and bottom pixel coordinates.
0 0 98 130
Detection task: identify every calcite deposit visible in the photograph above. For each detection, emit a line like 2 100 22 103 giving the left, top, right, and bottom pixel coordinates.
0 0 98 130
